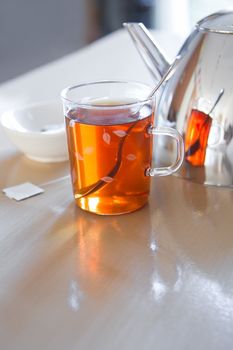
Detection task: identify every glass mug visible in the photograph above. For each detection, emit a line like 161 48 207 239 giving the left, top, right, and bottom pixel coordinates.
61 81 184 215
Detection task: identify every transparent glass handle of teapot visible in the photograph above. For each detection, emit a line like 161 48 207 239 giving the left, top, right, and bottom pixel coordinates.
146 126 184 176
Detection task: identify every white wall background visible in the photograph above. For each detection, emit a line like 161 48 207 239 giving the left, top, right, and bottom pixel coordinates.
0 0 87 83
1 0 233 84
155 0 233 36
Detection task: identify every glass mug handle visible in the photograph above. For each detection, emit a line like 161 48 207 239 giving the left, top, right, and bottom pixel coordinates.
146 126 184 176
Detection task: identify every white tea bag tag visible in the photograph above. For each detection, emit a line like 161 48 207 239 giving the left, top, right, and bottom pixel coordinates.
2 182 44 201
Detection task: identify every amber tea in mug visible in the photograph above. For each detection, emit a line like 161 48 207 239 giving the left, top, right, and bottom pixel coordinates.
61 81 184 215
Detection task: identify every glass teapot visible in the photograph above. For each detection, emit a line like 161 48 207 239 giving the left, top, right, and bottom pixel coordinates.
124 10 233 187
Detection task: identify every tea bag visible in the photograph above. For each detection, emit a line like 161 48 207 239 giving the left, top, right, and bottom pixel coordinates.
3 182 44 201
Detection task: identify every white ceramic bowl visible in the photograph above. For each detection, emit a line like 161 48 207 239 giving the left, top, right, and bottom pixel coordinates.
0 101 68 162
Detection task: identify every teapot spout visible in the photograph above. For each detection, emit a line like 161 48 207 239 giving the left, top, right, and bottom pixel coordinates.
123 22 170 82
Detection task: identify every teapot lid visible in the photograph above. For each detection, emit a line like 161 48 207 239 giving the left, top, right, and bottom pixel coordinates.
197 10 233 34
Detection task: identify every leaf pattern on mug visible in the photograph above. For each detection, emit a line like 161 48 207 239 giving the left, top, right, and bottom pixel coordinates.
69 120 76 128
113 130 127 137
103 132 111 145
126 154 136 161
84 147 94 154
101 176 114 183
75 152 83 160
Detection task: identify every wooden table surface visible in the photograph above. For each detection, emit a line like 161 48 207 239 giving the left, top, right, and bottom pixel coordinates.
1 29 233 350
